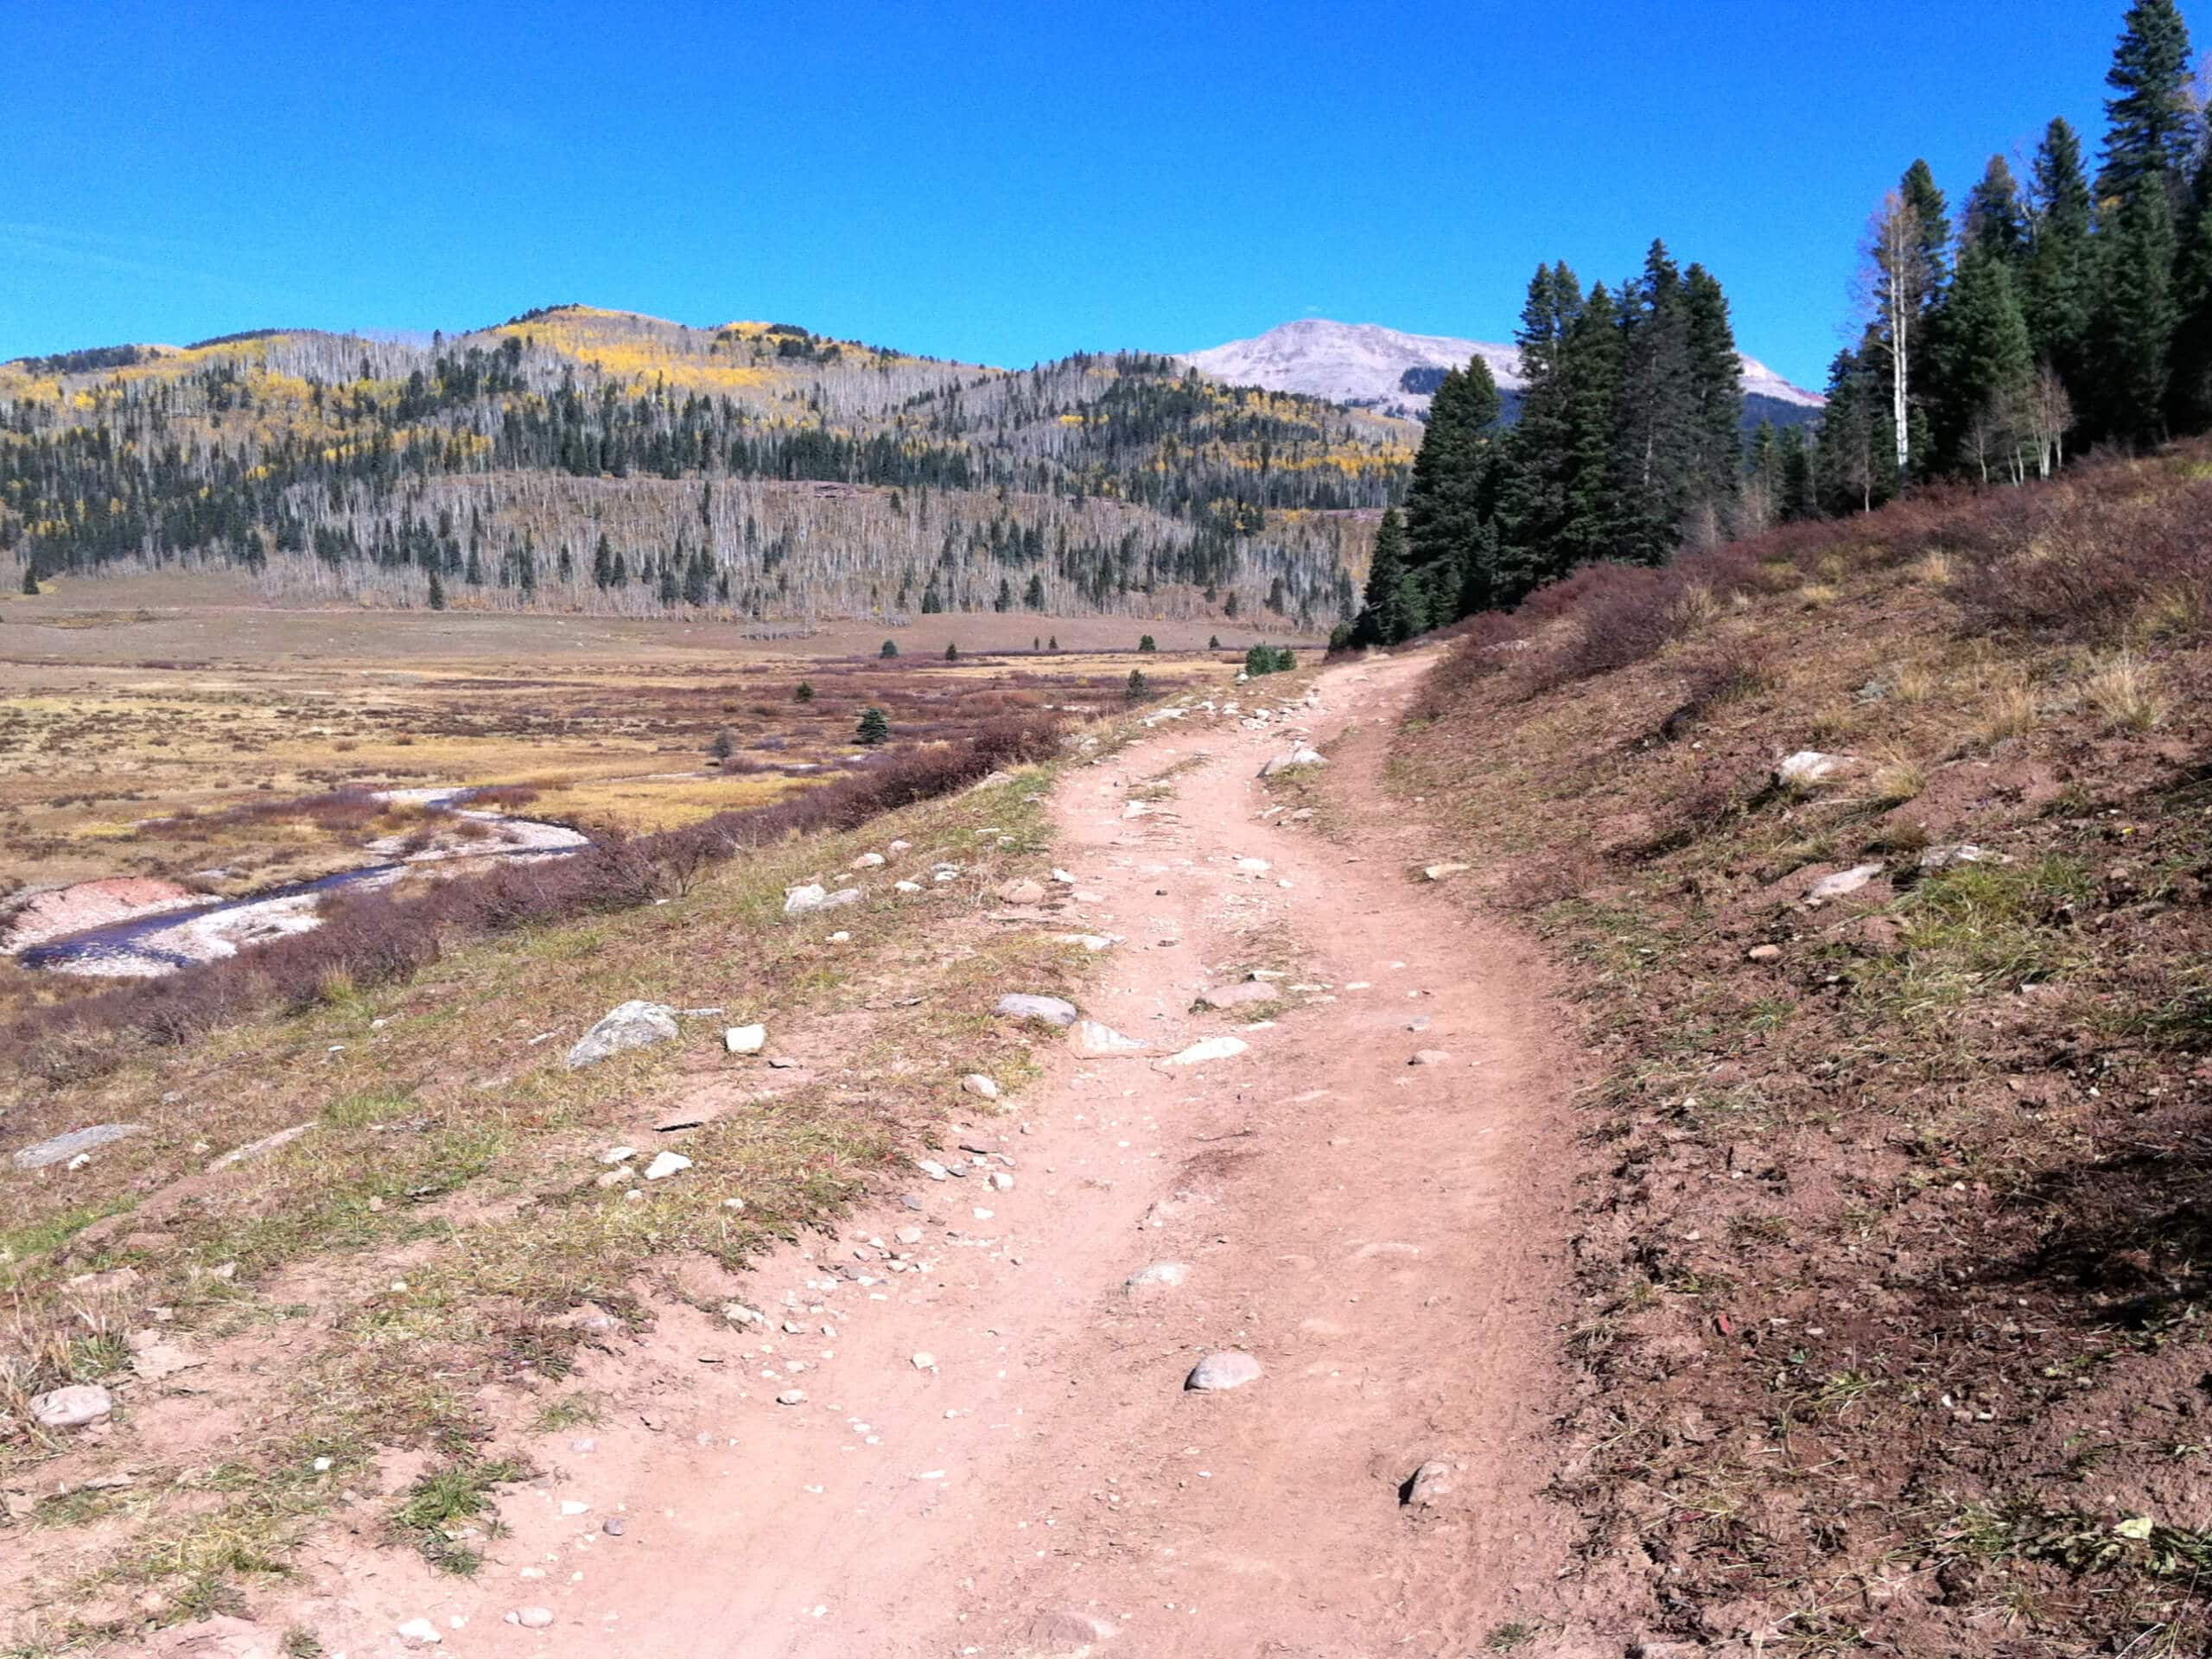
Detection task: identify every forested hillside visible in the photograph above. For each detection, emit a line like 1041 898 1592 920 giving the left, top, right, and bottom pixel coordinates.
0 308 1393 626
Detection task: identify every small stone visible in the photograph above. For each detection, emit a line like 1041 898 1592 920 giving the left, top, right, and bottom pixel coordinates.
602 1516 626 1535
1404 1459 1457 1508
1125 1261 1190 1294
723 1024 767 1055
912 1351 936 1370
1745 944 1783 963
1197 982 1274 1010
564 1002 679 1071
722 1303 764 1325
776 1389 807 1405
29 1383 112 1428
1160 1036 1248 1067
1409 1049 1452 1066
599 1145 638 1165
1422 861 1471 881
1777 750 1849 786
1258 747 1325 778
850 852 887 869
508 1608 555 1630
915 1157 950 1181
996 878 1048 906
643 1152 691 1180
895 880 923 893
559 1499 589 1516
395 1618 442 1646
896 1224 925 1244
961 1073 1001 1101
783 883 830 914
1921 842 2012 871
1805 862 1885 903
988 1171 1014 1191
995 994 1078 1027
1185 1351 1262 1391
1070 1019 1147 1057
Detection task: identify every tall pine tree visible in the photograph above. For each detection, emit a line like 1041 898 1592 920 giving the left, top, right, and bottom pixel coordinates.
1610 241 1697 566
1962 156 2030 263
1403 356 1504 620
1351 508 1415 646
1681 264 1746 539
2024 118 2097 391
2096 0 2199 213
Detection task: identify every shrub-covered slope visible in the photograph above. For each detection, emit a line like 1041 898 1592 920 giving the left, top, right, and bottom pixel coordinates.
1393 442 2212 1651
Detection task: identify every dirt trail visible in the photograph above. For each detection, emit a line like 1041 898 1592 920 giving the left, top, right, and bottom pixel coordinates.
256 652 1594 1659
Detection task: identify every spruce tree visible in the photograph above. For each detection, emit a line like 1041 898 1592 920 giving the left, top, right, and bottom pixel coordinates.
880 639 899 658
2092 184 2181 444
2170 155 2212 432
1935 245 2037 476
2096 0 2199 213
20 566 39 596
944 642 959 660
1610 241 1697 566
1898 160 1955 468
428 569 447 610
1681 264 1745 535
1351 507 1414 646
2024 118 2097 389
794 680 815 702
1554 281 1625 575
1494 263 1584 600
855 707 891 746
1403 355 1504 622
1962 156 2030 264
1125 668 1150 702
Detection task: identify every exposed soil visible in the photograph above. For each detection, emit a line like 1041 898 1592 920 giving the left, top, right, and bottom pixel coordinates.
143 652 1602 1657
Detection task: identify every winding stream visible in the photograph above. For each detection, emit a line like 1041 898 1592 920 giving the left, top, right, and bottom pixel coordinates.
10 788 588 978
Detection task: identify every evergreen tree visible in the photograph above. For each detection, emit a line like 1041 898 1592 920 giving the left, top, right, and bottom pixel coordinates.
794 680 815 702
1815 343 1892 514
427 569 447 610
1681 264 1745 535
1936 244 2037 476
1351 507 1414 646
1125 668 1150 702
1137 634 1157 652
944 641 959 660
1208 634 1222 650
880 639 899 658
1554 281 1626 575
1962 155 2030 264
2171 155 2212 431
592 532 615 589
1610 241 1698 566
855 706 890 746
1047 634 1058 650
1777 425 1817 522
1494 263 1585 598
1403 354 1504 622
2096 0 2200 213
20 566 39 596
2024 118 2098 391
2092 183 2181 444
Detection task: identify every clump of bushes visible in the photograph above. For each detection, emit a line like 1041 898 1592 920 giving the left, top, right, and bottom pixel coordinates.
1243 644 1295 677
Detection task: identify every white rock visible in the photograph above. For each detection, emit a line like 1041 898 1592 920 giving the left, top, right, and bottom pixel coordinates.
783 883 830 913
988 1171 1014 1192
1055 932 1118 952
912 1351 936 1369
851 852 887 869
895 880 923 893
1405 1459 1457 1508
1185 1351 1262 1391
776 1389 807 1405
1160 1036 1249 1067
962 1073 1001 1101
1422 861 1471 881
915 1158 951 1180
1050 868 1077 884
1778 750 1849 786
723 1024 767 1055
1125 1262 1189 1294
565 1001 679 1070
396 1618 443 1646
509 1608 555 1629
1071 1019 1147 1057
644 1152 692 1180
1805 863 1885 903
29 1383 112 1428
995 994 1078 1027
1920 843 2012 871
1259 747 1325 778
1409 1049 1452 1066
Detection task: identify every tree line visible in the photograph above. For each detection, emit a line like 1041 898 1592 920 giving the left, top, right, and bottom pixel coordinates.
1351 0 2212 648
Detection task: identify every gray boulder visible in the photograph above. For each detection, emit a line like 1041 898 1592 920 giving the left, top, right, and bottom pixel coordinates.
11 1123 145 1173
1185 1351 1262 1391
995 994 1078 1027
1259 747 1326 779
565 1001 680 1070
30 1383 113 1428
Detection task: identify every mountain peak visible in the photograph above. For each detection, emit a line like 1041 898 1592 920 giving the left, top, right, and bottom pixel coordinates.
1179 316 1823 419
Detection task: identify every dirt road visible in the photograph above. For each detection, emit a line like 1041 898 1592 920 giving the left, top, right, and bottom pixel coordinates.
259 651 1590 1658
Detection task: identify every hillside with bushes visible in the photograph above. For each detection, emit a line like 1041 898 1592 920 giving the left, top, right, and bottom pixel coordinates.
1387 439 2212 1648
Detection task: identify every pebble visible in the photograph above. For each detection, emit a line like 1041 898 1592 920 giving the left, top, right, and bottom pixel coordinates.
1185 1351 1263 1391
1409 1050 1452 1066
1160 1036 1248 1067
602 1516 626 1536
507 1608 555 1630
29 1384 113 1429
1746 944 1783 963
912 1351 937 1370
644 1151 692 1180
396 1618 443 1646
962 1073 1001 1101
777 1389 808 1405
995 993 1079 1027
723 1024 767 1055
896 1225 925 1244
1125 1262 1190 1294
1404 1460 1457 1508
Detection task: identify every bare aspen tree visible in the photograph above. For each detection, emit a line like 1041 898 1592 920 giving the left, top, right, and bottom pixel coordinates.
1858 190 1928 487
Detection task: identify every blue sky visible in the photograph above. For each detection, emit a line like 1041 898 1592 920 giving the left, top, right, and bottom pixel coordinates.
0 0 2164 389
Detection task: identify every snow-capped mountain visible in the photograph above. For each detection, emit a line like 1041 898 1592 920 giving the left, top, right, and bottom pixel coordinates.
1179 318 1823 424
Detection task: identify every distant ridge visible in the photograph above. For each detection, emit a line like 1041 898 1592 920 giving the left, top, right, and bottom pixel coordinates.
1179 317 1825 427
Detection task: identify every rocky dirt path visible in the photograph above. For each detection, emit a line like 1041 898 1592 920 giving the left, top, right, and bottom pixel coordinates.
248 652 1592 1659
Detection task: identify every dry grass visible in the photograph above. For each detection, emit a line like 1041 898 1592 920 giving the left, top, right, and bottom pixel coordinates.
2082 649 2168 732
